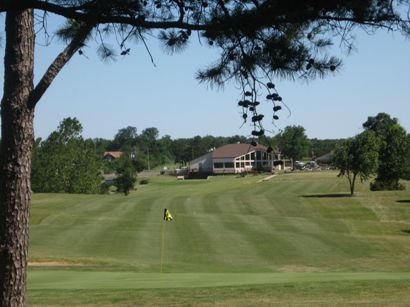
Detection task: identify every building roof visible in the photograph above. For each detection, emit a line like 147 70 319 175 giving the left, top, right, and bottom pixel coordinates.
212 143 268 158
315 151 334 163
103 151 123 159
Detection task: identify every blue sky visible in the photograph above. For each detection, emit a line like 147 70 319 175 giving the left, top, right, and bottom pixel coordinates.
3 14 410 140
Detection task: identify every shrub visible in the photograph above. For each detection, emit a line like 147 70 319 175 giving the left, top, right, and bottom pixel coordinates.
370 180 405 191
139 178 149 185
99 182 112 194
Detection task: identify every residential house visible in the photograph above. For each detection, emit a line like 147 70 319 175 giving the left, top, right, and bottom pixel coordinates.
103 151 123 161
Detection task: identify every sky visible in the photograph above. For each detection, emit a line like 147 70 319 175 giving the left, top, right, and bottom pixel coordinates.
2 14 410 140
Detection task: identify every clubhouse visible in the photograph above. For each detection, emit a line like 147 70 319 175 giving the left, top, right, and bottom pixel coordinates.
189 143 282 174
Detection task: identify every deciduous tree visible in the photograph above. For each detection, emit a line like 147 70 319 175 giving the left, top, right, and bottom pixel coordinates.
363 113 410 190
114 155 137 195
31 118 103 194
279 125 310 168
333 131 380 196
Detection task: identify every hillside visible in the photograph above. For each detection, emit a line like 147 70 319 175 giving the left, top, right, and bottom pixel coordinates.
28 171 410 305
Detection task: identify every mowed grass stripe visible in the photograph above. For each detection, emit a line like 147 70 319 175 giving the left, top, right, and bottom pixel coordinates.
28 271 410 290
29 172 410 274
31 194 163 265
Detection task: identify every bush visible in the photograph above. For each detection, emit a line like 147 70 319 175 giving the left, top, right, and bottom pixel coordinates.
370 180 405 191
115 173 137 195
139 178 149 185
99 182 112 194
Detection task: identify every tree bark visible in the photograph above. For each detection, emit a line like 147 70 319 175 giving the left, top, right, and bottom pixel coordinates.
0 9 35 307
350 173 357 196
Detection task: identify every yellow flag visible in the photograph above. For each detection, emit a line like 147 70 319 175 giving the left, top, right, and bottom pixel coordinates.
163 208 173 221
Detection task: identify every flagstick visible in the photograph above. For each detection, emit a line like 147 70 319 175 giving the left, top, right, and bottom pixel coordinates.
160 220 165 274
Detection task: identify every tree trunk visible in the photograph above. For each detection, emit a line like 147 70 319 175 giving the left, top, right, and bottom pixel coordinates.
0 9 35 307
350 173 357 196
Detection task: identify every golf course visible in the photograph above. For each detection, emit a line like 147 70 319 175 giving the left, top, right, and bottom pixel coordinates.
27 171 410 306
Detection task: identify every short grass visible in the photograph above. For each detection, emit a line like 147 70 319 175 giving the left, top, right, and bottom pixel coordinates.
28 171 410 305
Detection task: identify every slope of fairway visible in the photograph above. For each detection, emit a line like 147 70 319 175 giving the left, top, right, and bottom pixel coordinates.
28 172 410 305
29 172 410 273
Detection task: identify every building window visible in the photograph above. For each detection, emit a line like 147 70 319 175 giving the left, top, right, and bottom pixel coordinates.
241 162 245 168
256 151 261 160
236 162 240 168
245 154 250 160
214 162 224 168
246 161 250 166
241 156 245 160
251 152 255 160
225 162 234 168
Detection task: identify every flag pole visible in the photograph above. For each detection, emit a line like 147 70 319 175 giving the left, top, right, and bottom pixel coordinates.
160 208 172 274
160 219 165 274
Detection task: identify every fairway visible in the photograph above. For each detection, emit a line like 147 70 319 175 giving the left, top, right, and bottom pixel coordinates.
28 172 410 305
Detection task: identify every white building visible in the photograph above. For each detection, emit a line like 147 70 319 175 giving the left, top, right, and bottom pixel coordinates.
190 143 281 174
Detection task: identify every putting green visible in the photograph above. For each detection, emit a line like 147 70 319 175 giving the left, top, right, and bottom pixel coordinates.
29 271 410 290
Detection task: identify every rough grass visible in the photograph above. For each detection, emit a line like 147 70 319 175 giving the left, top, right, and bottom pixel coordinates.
27 171 410 305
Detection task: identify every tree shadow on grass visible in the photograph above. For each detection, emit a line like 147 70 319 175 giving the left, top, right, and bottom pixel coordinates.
401 230 410 235
397 200 410 204
302 193 352 198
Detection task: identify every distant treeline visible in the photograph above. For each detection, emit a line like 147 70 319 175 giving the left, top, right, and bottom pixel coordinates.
30 118 341 194
94 126 340 168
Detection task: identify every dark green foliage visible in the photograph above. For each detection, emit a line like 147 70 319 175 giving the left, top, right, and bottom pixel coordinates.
278 125 310 167
99 181 112 194
363 113 398 135
402 137 410 180
139 178 149 185
333 131 380 196
370 180 405 191
310 139 340 159
115 173 136 195
31 118 103 194
114 155 137 195
363 113 410 190
111 126 138 152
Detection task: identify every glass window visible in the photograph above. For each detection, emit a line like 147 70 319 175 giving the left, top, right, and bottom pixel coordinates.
256 151 261 160
224 162 234 168
245 154 250 160
214 162 224 168
241 162 245 168
251 152 255 160
236 162 240 168
241 156 245 160
246 161 250 166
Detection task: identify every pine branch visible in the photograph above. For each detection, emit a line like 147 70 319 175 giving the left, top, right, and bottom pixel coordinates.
28 23 94 108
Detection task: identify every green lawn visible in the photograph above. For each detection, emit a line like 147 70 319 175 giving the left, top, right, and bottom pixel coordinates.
28 171 410 305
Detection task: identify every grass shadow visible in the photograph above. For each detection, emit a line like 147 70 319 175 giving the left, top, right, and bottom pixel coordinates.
397 200 410 204
401 230 410 235
302 193 352 198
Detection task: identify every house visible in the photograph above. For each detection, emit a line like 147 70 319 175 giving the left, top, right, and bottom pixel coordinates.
189 143 282 174
103 151 123 161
